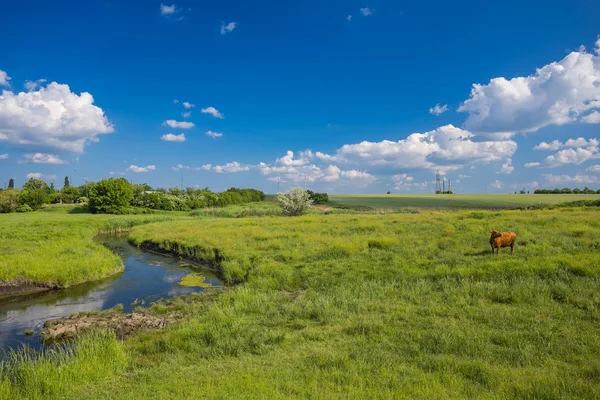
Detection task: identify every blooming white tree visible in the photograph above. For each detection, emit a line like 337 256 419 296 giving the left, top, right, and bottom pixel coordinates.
276 187 313 216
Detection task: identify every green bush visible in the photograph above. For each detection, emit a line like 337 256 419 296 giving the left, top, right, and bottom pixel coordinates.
88 178 134 214
78 196 89 204
307 190 329 204
19 189 49 210
277 187 313 216
16 204 33 213
0 189 20 213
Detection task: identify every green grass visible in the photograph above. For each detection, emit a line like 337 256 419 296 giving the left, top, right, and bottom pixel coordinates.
0 205 186 288
2 207 599 398
329 193 600 210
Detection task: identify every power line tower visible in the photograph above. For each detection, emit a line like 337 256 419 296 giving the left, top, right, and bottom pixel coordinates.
435 169 442 194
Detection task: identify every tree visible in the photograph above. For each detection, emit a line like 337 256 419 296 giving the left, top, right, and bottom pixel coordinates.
23 178 48 191
277 187 313 216
64 176 70 188
88 178 133 214
387 191 391 195
8 178 14 189
19 189 48 210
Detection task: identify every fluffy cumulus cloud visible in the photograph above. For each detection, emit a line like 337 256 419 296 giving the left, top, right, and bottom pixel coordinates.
24 79 47 92
276 151 310 167
391 173 429 191
164 120 194 129
498 158 514 174
127 165 156 173
360 7 373 16
205 130 223 138
587 165 600 172
161 133 186 142
459 39 600 136
214 161 250 173
26 172 56 180
534 137 599 151
160 3 177 15
0 153 8 159
583 111 600 124
315 125 517 171
21 153 66 164
524 162 540 168
542 174 598 185
321 165 375 183
200 107 224 119
0 70 10 87
0 80 114 153
543 147 599 168
429 103 448 116
220 22 237 35
182 101 195 109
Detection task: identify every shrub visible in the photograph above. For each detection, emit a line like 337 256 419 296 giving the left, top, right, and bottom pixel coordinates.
88 178 133 214
78 196 89 204
0 189 20 213
19 189 49 210
307 190 329 204
16 204 33 213
277 187 313 216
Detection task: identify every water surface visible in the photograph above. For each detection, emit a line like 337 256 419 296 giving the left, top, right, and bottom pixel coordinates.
0 236 221 354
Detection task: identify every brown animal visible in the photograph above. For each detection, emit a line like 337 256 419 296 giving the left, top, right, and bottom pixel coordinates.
489 230 516 255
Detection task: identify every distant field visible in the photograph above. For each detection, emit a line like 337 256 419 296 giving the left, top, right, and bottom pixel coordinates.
328 194 600 210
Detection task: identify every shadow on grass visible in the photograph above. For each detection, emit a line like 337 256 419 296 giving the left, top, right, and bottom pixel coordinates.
464 250 493 257
68 206 91 214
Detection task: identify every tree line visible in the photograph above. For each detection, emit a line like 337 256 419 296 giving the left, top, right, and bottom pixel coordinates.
0 177 265 214
534 187 600 194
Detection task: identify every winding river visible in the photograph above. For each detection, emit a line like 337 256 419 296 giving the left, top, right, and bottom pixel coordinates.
0 236 221 354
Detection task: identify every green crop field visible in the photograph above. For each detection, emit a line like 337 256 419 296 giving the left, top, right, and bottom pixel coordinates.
2 204 600 399
329 193 600 210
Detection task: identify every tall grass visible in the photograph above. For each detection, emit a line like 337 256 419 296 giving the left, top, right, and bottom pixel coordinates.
2 207 600 398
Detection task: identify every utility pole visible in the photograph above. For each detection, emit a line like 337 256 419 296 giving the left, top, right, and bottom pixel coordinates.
435 169 441 193
448 179 451 193
443 179 445 193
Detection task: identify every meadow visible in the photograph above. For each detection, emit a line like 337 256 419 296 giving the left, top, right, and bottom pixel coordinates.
328 193 600 210
1 204 599 399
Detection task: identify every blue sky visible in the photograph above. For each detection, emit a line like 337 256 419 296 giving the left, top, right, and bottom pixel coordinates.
1 1 600 193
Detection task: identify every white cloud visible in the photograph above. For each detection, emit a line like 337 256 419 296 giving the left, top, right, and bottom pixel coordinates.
26 172 56 180
205 130 223 138
173 99 179 104
459 38 600 136
173 163 212 171
347 15 352 21
524 162 540 168
220 22 237 35
458 174 471 178
582 111 600 124
315 151 344 163
542 174 598 185
182 102 195 109
587 165 600 172
202 164 212 171
0 70 10 87
498 158 514 174
164 120 195 129
21 153 66 164
534 137 599 151
321 165 376 183
182 111 191 118
0 153 8 160
490 180 503 189
24 79 47 92
429 103 448 116
161 133 186 142
200 107 224 119
543 147 599 168
127 165 156 173
277 150 309 167
319 124 517 171
0 80 114 154
360 7 373 16
160 4 177 15
214 161 250 173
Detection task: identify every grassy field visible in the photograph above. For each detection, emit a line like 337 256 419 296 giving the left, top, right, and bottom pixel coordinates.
0 206 186 288
329 193 600 210
2 206 600 399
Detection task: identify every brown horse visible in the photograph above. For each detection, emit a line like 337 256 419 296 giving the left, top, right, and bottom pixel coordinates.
489 230 516 255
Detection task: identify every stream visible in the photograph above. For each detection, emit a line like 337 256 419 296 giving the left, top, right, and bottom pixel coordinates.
0 236 222 355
